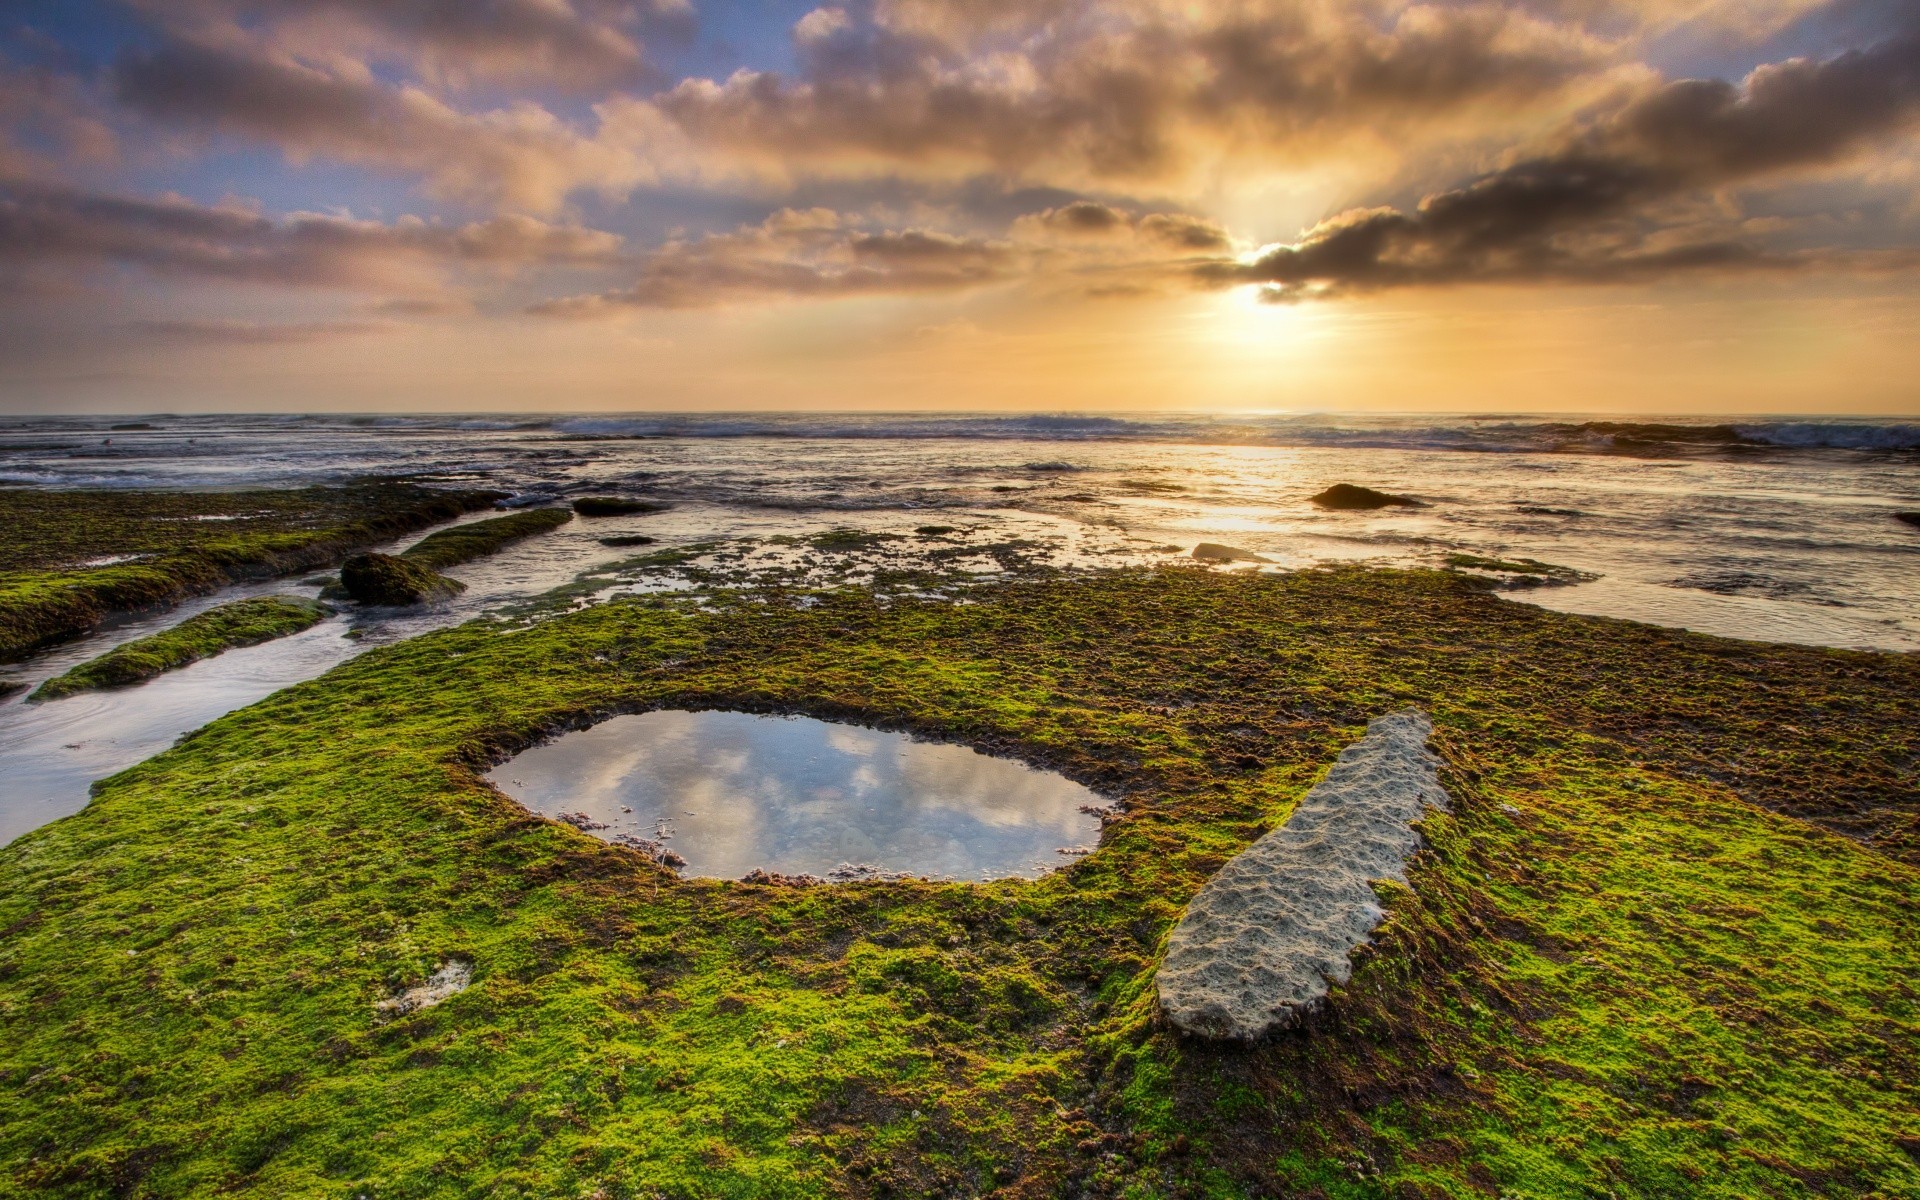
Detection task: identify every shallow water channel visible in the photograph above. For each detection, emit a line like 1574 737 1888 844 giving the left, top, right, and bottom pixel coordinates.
486 710 1106 881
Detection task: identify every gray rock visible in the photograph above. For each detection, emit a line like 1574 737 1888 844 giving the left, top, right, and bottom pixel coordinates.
1192 543 1273 564
1157 709 1449 1040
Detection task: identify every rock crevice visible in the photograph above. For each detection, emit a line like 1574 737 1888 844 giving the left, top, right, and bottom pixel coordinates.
1157 709 1449 1040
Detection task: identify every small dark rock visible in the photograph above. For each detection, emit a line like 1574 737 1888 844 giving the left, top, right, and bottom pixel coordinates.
572 496 669 517
599 535 657 547
1895 512 1920 531
338 553 465 606
1311 484 1425 510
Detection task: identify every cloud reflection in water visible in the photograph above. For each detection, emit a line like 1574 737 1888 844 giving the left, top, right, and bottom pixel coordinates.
487 710 1104 880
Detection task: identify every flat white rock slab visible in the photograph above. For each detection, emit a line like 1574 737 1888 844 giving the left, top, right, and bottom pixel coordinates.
1157 709 1449 1040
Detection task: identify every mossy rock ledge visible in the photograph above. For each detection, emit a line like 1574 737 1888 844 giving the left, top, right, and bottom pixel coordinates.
29 595 331 701
337 553 465 606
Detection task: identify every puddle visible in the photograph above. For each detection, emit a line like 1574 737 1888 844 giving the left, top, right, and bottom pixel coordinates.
486 710 1105 881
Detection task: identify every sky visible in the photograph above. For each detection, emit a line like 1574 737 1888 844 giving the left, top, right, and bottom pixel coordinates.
1 0 1917 415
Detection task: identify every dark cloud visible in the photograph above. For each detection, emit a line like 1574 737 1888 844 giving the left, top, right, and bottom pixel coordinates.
1014 201 1231 250
1034 200 1128 234
537 197 1237 312
124 0 692 89
533 207 1018 313
112 38 643 209
131 317 388 343
0 176 626 292
1207 32 1920 297
643 2 1615 189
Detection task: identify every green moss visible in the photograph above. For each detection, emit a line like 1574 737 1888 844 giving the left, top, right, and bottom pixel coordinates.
29 596 330 701
0 568 1914 1198
399 509 572 572
0 483 499 661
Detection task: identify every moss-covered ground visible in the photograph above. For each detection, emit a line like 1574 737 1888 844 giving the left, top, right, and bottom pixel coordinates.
29 596 330 701
0 483 499 661
1 568 1916 1199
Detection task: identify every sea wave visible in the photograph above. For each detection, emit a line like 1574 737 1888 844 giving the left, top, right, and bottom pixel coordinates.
3 412 1915 457
1732 422 1920 450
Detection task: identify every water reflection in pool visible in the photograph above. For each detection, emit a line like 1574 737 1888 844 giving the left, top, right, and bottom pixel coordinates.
486 710 1105 881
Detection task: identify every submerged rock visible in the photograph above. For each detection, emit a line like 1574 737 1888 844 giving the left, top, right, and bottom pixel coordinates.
599 534 657 547
572 496 669 516
338 553 465 606
1192 543 1273 564
1311 484 1425 510
1445 553 1595 589
1157 709 1450 1040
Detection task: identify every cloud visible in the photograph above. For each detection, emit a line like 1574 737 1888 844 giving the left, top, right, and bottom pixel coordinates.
130 317 389 343
1013 201 1231 250
0 61 120 179
614 1 1622 193
122 0 693 91
536 199 1234 313
532 206 1019 312
112 38 648 210
0 177 627 293
1204 31 1920 297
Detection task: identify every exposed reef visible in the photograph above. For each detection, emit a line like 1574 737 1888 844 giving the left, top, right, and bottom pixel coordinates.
29 595 330 701
1311 484 1425 510
0 482 498 661
1157 710 1448 1039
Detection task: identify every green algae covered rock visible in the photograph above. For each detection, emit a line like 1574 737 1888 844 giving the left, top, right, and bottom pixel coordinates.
400 507 572 571
29 594 330 700
338 552 465 606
